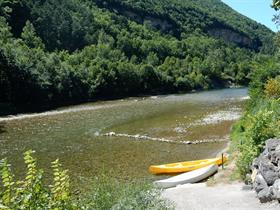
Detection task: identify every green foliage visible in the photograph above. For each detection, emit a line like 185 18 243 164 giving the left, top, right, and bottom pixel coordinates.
231 19 280 176
249 57 280 100
50 159 71 209
21 21 45 49
272 0 280 9
0 151 173 209
264 76 280 99
232 85 280 178
0 0 275 113
0 159 14 207
81 173 174 210
0 150 77 209
233 101 280 178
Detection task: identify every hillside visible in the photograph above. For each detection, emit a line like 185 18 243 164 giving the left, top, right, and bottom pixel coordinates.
94 0 272 50
0 0 275 113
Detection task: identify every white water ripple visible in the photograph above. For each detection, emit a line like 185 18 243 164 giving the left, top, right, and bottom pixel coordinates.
0 104 118 122
100 132 228 145
190 109 242 127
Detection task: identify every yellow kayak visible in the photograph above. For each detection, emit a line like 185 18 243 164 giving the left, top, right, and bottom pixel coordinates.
149 156 227 175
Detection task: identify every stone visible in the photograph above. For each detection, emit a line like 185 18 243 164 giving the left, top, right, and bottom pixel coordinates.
262 170 280 186
251 138 280 203
253 174 268 193
258 156 279 186
270 145 280 166
252 157 260 170
257 187 274 203
265 139 280 154
272 179 280 200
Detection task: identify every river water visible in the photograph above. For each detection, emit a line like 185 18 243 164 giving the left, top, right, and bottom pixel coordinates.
0 88 247 187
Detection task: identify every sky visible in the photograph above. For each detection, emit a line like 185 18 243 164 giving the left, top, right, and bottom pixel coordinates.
221 0 279 31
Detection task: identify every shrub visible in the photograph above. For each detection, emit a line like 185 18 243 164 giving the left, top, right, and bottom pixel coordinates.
236 139 258 179
0 151 173 209
0 150 77 209
81 173 174 210
246 109 275 148
264 76 280 99
233 99 280 179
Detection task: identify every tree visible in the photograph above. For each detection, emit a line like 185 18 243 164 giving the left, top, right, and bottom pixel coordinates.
21 21 45 49
272 0 280 9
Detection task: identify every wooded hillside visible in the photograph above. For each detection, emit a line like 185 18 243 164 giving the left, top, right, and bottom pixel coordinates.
0 0 274 113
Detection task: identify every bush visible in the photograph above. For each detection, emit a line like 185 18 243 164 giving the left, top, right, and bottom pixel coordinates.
233 99 280 179
0 151 173 209
0 150 76 209
81 173 174 210
264 76 280 99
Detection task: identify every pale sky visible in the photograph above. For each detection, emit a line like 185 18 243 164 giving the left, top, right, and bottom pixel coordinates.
221 0 279 31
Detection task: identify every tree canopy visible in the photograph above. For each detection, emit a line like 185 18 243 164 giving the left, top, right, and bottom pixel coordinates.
272 0 280 9
0 0 276 113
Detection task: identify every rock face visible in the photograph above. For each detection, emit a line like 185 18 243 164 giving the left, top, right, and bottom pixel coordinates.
95 1 180 37
252 138 280 203
207 28 254 48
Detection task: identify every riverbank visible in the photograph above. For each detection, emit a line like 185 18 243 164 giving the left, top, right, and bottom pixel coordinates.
162 150 279 209
0 87 245 117
162 182 279 210
160 125 280 210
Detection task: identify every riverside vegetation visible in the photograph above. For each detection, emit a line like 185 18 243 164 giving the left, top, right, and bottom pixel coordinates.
231 73 280 179
231 0 280 180
0 151 173 209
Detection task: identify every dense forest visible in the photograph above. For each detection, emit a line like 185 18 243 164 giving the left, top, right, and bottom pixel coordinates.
0 0 275 114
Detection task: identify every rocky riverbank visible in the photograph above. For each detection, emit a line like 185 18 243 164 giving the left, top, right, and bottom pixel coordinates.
252 138 280 203
162 139 280 209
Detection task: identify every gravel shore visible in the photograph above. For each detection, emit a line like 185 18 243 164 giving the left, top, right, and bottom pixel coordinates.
162 182 279 210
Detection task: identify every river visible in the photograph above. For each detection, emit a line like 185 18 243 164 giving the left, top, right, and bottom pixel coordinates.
0 88 248 188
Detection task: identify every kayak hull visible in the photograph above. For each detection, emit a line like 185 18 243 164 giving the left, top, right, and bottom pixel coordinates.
149 156 227 174
154 164 218 188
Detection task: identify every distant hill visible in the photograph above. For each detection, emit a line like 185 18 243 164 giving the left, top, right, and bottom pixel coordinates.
93 0 272 50
0 0 275 113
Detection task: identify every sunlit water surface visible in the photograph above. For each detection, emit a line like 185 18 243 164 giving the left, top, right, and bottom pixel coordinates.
0 88 248 188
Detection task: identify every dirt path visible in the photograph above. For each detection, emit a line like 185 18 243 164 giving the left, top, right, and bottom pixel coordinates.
162 182 279 210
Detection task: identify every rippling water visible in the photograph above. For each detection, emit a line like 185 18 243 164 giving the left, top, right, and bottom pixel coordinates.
0 88 247 188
